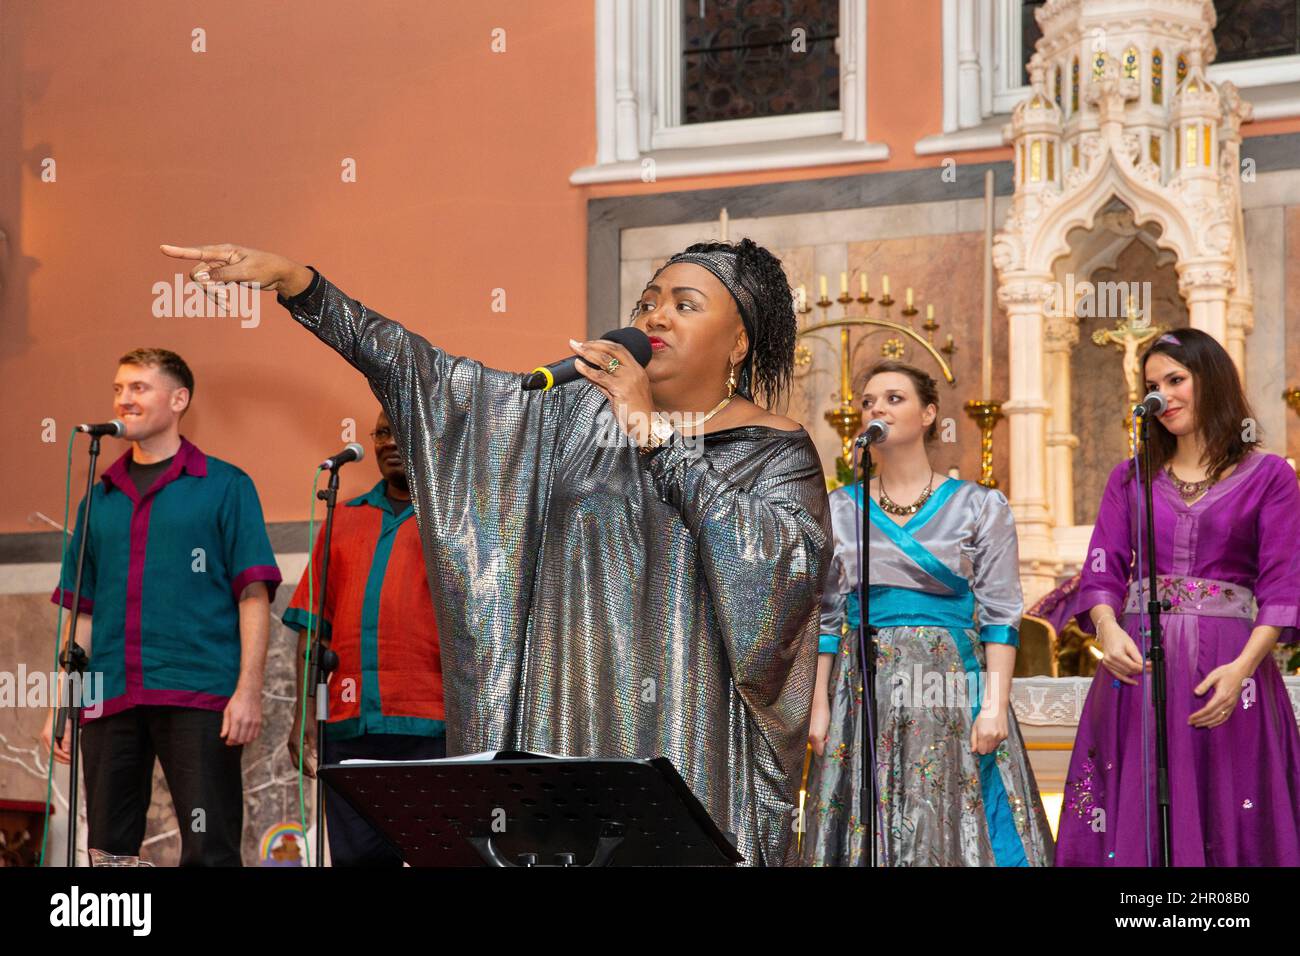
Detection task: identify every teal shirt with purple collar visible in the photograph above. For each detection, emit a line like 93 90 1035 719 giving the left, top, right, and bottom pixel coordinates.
51 436 282 721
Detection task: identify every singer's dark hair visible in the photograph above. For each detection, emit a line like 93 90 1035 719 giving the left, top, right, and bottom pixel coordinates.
1131 328 1254 482
864 360 940 444
119 347 194 414
656 238 797 411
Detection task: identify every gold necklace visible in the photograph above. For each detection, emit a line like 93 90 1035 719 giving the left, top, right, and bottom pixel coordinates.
878 473 935 516
676 393 734 433
1165 464 1213 502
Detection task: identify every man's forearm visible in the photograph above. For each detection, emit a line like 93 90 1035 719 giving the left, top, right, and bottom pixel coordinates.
292 630 309 718
62 613 93 659
235 587 270 693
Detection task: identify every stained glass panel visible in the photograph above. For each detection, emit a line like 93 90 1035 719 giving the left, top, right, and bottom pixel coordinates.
682 0 840 124
1214 0 1300 63
1021 1 1048 85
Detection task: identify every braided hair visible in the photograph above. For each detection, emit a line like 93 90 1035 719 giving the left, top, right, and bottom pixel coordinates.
648 237 797 411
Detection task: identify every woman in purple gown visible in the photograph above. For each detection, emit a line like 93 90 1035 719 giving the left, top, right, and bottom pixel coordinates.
1056 329 1300 866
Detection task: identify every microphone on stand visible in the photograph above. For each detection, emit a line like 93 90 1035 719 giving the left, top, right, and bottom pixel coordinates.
1133 391 1167 418
853 418 890 448
522 327 652 391
320 443 365 471
75 420 125 437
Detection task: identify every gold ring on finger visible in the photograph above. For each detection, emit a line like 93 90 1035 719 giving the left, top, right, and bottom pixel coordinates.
605 357 621 374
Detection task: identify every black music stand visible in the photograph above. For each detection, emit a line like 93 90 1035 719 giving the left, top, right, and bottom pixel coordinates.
318 752 743 867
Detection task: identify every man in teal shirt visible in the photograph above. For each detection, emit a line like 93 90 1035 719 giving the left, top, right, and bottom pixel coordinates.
42 348 281 866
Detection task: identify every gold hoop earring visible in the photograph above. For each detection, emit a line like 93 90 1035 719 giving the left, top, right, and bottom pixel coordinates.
726 363 737 398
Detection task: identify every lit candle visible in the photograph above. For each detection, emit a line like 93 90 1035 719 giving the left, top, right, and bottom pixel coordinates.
860 273 868 295
819 274 828 300
906 287 914 308
840 272 848 294
926 303 935 319
882 275 890 296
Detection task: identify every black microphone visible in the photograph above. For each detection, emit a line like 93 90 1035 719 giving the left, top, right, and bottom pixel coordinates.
1133 391 1167 418
853 419 890 448
320 442 365 471
521 327 653 391
75 420 125 437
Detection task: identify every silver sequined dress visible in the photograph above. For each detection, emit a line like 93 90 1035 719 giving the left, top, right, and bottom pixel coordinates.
279 273 832 865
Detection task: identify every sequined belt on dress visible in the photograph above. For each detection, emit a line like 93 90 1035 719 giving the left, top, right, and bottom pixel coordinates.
1123 575 1256 619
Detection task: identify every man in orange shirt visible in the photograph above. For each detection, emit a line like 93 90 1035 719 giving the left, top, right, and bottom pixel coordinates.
284 410 444 866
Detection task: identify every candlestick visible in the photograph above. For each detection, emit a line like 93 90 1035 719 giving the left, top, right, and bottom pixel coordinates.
905 287 914 308
964 399 1004 488
819 274 828 300
882 275 890 296
796 284 807 312
926 304 934 319
860 274 868 296
982 169 995 400
840 272 848 295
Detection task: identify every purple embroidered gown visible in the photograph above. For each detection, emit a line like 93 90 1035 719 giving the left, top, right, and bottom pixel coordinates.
1056 451 1300 866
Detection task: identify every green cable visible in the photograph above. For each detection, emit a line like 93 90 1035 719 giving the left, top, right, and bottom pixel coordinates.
39 432 77 867
296 467 325 867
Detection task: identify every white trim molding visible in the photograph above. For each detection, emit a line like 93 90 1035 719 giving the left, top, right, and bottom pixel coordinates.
573 0 887 184
918 0 1300 157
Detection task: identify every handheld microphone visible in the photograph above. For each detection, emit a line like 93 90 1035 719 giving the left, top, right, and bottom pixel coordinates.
320 443 365 471
75 420 125 437
522 327 653 391
1133 391 1167 418
853 419 890 448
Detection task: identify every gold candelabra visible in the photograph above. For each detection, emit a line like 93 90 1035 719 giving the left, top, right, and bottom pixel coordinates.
795 273 957 478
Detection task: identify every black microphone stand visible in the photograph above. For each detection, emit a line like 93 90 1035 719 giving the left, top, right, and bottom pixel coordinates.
308 466 342 867
53 435 102 867
1136 407 1173 866
854 437 881 868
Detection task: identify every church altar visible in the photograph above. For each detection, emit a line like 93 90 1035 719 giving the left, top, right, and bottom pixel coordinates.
1012 675 1300 832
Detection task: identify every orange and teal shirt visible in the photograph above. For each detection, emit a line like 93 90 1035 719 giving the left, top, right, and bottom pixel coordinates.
51 437 282 721
283 480 444 740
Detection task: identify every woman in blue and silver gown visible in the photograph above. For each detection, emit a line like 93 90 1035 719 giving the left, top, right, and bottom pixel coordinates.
801 361 1054 866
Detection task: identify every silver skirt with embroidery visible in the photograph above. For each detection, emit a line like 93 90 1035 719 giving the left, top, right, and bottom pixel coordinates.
801 624 1055 866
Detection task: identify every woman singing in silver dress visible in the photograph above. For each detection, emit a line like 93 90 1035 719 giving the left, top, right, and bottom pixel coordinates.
801 361 1054 866
162 238 831 866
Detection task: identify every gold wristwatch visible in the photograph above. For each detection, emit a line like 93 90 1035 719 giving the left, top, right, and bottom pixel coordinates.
638 415 674 455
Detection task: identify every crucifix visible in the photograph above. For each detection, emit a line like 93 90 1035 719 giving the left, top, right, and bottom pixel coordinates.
1090 294 1166 455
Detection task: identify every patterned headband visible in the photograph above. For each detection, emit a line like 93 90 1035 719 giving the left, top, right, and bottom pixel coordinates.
657 248 760 396
659 249 759 335
1158 333 1181 346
